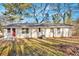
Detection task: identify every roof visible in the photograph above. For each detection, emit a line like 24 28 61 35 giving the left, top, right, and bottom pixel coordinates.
3 23 73 28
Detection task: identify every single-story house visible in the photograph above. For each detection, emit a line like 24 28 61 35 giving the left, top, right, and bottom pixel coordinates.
3 23 73 39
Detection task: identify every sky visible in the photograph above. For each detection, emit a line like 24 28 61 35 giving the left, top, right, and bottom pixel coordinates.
0 4 5 15
0 3 79 23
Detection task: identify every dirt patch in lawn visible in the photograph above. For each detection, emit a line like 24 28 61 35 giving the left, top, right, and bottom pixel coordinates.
53 44 79 56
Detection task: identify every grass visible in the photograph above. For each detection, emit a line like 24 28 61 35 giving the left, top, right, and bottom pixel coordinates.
0 38 79 56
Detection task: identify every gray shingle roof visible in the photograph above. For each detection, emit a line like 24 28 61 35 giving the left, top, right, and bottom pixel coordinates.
4 23 73 28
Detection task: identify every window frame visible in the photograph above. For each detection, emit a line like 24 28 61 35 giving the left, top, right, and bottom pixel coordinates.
22 28 29 34
7 28 11 33
57 28 61 34
50 28 54 32
39 28 41 32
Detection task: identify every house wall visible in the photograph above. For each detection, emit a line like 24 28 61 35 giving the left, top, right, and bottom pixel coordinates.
45 28 50 37
31 29 38 38
16 28 22 38
29 29 32 38
4 27 72 39
50 28 54 37
4 28 13 39
67 28 72 37
54 28 63 37
48 28 63 37
16 28 32 38
4 29 8 39
37 28 46 37
40 28 71 38
63 28 70 37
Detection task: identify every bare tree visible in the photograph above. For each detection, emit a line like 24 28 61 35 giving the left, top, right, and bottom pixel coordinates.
26 3 49 23
49 3 64 24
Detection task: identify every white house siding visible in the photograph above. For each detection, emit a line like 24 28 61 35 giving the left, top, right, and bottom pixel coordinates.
68 28 72 37
31 28 38 38
29 29 32 38
23 30 29 38
45 28 50 37
37 28 46 37
16 28 23 38
53 28 57 37
4 29 8 39
17 28 32 38
53 28 63 37
57 28 63 37
63 28 69 37
50 32 54 37
4 28 13 40
10 28 13 38
4 26 72 39
50 28 54 37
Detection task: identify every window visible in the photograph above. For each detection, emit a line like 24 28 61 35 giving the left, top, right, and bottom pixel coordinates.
12 28 15 32
50 28 54 32
26 28 29 33
57 28 60 34
39 28 41 32
22 28 29 34
22 28 25 34
12 28 16 36
7 28 11 33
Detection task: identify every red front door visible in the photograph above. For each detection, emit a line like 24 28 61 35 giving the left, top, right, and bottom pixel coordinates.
12 28 16 37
